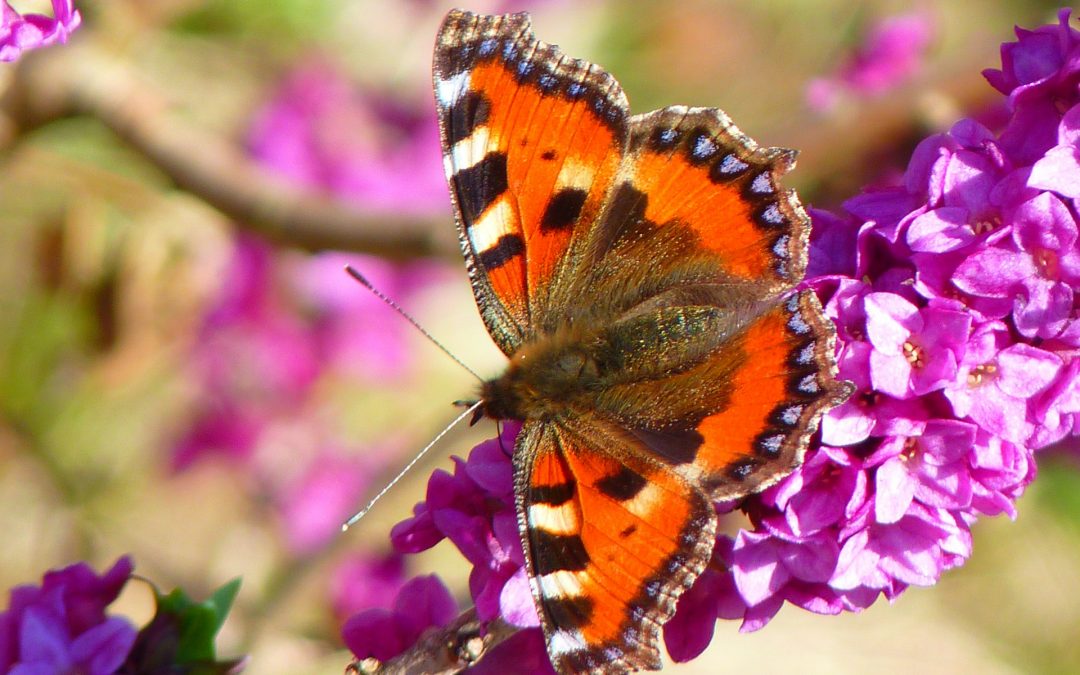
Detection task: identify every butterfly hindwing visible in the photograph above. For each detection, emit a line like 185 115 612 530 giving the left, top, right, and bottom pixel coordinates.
551 286 849 500
435 10 629 353
607 291 851 500
515 419 716 674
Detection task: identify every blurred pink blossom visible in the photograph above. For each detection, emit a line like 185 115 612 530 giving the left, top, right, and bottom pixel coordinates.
330 553 406 621
175 59 455 561
1 0 80 62
278 448 375 555
808 12 933 112
248 59 448 215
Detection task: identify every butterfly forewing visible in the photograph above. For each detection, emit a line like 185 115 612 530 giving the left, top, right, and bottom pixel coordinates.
435 10 629 354
621 107 810 290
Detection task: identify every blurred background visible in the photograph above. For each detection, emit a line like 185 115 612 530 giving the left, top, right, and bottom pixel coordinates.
1 0 1078 673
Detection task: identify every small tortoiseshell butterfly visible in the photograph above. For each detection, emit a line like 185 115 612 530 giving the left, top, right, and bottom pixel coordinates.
434 9 851 673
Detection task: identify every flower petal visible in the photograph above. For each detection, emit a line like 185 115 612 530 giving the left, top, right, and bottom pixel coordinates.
953 247 1034 296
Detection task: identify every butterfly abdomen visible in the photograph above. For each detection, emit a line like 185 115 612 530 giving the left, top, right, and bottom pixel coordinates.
480 305 737 425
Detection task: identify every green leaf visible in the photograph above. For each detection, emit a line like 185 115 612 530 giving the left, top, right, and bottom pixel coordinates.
154 578 242 665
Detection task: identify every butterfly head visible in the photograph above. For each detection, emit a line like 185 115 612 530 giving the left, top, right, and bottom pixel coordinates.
479 330 602 424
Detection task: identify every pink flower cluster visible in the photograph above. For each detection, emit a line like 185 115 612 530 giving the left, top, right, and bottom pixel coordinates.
346 9 1080 669
178 63 451 623
721 7 1080 632
176 62 452 562
0 558 134 674
248 60 447 215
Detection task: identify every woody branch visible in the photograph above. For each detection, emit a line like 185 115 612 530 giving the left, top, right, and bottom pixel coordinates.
348 610 520 674
0 35 459 259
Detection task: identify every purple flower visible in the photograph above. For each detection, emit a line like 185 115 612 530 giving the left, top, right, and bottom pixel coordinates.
943 322 1062 444
867 419 977 523
1029 103 1080 199
704 7 1079 639
968 429 1036 518
807 208 859 278
761 446 868 536
390 422 523 624
954 192 1080 338
820 371 930 447
731 528 839 608
864 293 971 397
662 565 727 663
830 503 971 591
807 12 933 111
0 0 81 62
341 575 456 663
988 9 1080 165
983 9 1080 107
0 557 136 674
1033 359 1080 448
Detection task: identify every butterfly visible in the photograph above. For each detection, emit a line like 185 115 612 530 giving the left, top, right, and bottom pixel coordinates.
434 9 851 673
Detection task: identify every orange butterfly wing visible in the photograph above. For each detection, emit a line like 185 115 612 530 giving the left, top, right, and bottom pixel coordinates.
517 419 715 673
435 10 626 353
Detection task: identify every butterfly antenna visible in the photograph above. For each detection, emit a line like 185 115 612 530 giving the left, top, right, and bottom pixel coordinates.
342 399 484 530
344 265 483 382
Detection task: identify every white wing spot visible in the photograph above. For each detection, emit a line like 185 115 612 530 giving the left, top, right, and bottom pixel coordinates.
761 203 784 225
788 311 811 335
751 173 774 194
449 127 494 172
528 501 580 536
692 134 718 160
549 629 588 656
436 71 470 108
760 434 784 454
772 234 790 258
555 158 597 192
781 405 804 426
623 483 663 519
469 196 515 252
538 570 587 600
718 155 749 174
